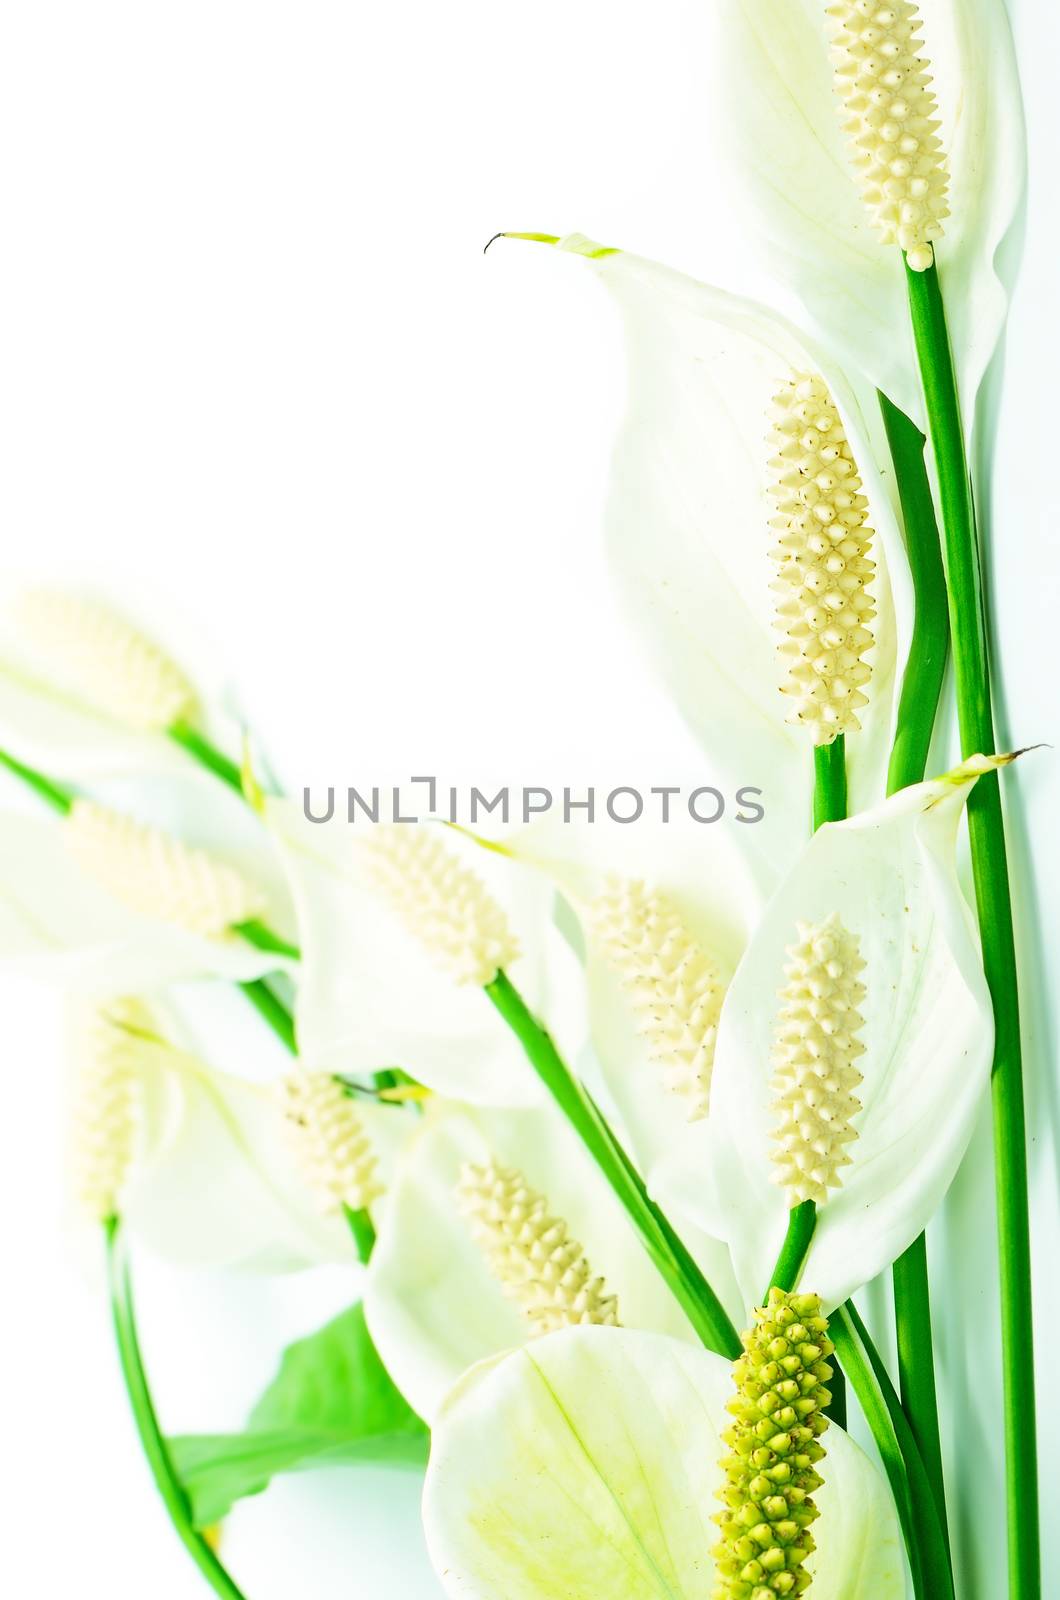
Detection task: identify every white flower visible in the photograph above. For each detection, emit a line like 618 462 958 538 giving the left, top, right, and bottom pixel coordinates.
705 0 1025 424
65 997 404 1270
519 236 913 881
0 774 293 990
654 758 1001 1312
363 1099 739 1422
423 1324 905 1599
265 798 586 1108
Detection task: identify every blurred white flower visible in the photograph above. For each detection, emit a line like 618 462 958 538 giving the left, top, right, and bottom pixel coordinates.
265 799 587 1108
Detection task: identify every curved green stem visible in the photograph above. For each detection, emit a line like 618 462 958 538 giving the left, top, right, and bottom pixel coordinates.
767 1200 816 1295
168 722 244 794
105 1218 249 1599
812 737 847 828
485 970 741 1359
906 258 1039 1600
832 1304 954 1600
879 389 952 1557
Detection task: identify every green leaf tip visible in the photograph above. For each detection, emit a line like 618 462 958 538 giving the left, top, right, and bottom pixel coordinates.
714 1288 833 1597
484 231 618 260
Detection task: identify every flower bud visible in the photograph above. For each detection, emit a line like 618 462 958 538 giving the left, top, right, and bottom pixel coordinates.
770 913 866 1206
64 798 265 937
17 590 197 731
458 1159 619 1334
826 0 950 271
769 375 875 745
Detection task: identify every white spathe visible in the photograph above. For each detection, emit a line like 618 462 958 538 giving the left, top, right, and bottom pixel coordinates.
363 1099 739 1423
266 798 586 1108
537 237 913 884
655 759 999 1312
706 0 1025 427
423 1324 905 1599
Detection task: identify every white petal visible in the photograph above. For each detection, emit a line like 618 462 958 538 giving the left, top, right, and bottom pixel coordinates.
266 799 585 1107
545 238 912 882
363 1100 720 1422
656 760 998 1311
423 1325 905 1599
707 0 1025 424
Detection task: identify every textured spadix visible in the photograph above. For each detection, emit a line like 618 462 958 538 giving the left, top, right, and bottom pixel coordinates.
70 998 150 1222
358 825 519 986
280 1071 383 1216
589 877 721 1119
769 374 875 745
826 0 949 272
17 590 197 731
714 1289 833 1598
63 799 265 937
771 914 866 1205
458 1158 620 1333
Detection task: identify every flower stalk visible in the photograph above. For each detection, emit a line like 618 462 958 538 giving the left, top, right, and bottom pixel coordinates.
879 390 951 1558
105 1218 249 1600
905 256 1039 1598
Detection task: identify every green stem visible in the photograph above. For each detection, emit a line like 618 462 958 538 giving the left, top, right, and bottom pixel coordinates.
810 738 847 1426
344 1204 376 1265
812 737 847 828
235 919 301 962
832 1304 954 1600
105 1218 249 1599
767 1200 816 1294
0 747 73 813
906 259 1039 1600
238 978 298 1053
879 389 952 1557
485 970 741 1359
880 393 950 797
168 722 244 794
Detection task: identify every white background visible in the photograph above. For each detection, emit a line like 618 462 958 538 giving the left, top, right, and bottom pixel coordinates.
0 2 1055 1596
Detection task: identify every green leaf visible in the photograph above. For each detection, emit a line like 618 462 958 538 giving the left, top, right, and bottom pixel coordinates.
169 1302 429 1526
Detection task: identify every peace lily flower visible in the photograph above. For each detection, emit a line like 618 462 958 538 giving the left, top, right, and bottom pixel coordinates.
654 757 1002 1312
508 235 913 880
0 771 294 990
501 807 767 1186
265 798 587 1107
364 1097 742 1422
0 586 239 783
423 1318 904 1598
68 995 408 1269
705 0 1025 425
